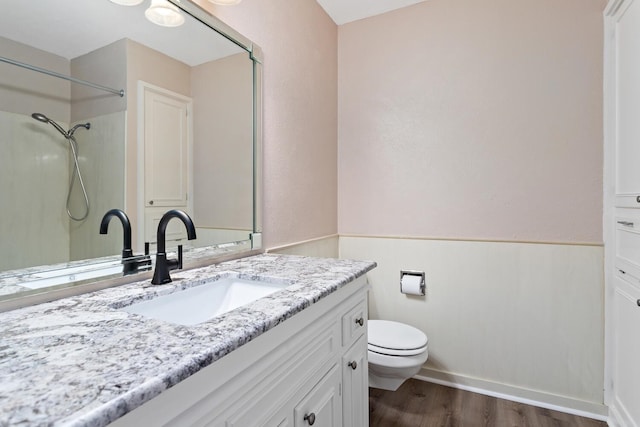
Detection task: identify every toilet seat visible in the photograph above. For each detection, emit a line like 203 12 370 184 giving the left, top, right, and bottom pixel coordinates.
368 343 426 357
368 320 428 356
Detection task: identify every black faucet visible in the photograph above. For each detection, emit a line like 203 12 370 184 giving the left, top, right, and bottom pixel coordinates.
151 209 197 285
99 209 151 276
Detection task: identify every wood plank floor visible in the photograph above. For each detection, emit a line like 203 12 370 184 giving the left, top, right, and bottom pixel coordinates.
369 379 606 427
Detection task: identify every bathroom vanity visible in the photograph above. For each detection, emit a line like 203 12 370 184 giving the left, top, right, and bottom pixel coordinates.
0 254 375 426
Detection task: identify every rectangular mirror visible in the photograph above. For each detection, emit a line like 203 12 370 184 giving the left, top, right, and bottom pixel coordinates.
0 0 263 304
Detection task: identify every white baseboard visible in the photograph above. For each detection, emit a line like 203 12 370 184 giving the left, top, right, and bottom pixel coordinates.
607 404 621 427
415 368 608 422
608 398 636 427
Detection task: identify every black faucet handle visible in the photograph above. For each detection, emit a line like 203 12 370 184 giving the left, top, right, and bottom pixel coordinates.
164 245 183 272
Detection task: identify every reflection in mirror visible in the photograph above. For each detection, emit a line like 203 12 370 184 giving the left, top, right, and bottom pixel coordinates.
0 0 261 301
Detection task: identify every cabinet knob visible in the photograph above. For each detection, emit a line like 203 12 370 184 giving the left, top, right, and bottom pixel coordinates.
348 360 358 370
637 196 640 203
304 412 316 425
149 200 154 205
355 317 364 327
637 299 640 307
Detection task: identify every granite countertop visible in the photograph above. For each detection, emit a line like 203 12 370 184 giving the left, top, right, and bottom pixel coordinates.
0 254 376 427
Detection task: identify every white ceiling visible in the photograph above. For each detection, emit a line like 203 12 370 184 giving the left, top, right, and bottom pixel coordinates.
316 0 427 25
0 0 243 66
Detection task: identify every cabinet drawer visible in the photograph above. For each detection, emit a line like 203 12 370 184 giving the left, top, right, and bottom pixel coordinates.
616 195 640 208
615 213 640 280
342 299 367 348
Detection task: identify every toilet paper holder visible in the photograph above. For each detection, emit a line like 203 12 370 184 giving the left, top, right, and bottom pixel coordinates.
400 270 426 296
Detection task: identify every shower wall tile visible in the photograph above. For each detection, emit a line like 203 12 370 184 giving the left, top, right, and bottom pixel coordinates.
69 111 126 261
0 111 70 271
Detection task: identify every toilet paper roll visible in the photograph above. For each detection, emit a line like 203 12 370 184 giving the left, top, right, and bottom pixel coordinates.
401 274 424 295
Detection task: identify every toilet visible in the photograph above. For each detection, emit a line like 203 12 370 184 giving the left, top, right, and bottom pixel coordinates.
367 319 429 391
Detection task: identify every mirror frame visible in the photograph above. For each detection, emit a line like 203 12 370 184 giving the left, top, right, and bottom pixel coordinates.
0 0 263 312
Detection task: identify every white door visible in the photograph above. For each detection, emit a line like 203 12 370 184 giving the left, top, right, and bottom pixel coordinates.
139 82 193 248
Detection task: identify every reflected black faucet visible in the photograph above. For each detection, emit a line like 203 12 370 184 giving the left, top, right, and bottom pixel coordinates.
100 209 151 276
151 209 197 285
100 209 133 258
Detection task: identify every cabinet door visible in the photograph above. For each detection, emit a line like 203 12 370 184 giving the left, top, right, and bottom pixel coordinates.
615 0 640 206
224 321 339 427
342 336 368 427
613 276 640 426
294 365 342 427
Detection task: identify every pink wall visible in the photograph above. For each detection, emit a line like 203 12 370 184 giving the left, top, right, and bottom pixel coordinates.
197 0 339 248
338 0 605 244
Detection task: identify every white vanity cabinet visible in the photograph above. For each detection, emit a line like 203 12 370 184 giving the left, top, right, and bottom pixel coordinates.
605 0 640 425
110 276 369 427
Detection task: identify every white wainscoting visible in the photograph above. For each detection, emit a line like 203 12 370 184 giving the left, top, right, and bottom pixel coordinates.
339 235 606 418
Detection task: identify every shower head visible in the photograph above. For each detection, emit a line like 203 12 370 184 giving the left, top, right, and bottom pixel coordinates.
32 112 67 137
31 112 50 123
69 122 91 137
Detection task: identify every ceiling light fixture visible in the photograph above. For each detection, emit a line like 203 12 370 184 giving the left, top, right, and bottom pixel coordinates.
208 0 242 5
145 0 185 27
109 0 145 5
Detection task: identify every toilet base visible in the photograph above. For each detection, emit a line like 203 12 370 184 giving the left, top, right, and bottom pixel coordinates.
368 372 408 391
368 362 423 391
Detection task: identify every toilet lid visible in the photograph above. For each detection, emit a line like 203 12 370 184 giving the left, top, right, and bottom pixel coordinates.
368 320 428 356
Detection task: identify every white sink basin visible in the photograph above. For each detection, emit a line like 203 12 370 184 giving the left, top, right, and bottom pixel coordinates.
121 274 288 326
